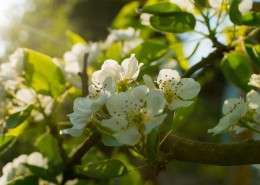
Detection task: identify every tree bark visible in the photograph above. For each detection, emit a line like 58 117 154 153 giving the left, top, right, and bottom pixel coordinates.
160 134 260 166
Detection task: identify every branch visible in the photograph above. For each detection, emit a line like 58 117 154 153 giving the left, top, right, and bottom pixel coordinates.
78 54 89 97
182 42 233 78
160 134 260 166
61 132 101 184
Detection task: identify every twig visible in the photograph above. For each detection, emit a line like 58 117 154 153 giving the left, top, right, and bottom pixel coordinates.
78 54 89 97
61 132 101 184
182 42 232 78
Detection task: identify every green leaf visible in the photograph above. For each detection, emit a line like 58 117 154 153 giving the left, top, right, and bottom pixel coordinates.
129 41 169 64
7 175 38 185
23 164 57 183
245 40 260 67
104 42 122 61
150 12 196 33
229 0 259 25
112 1 140 29
34 133 62 165
221 53 253 92
66 30 87 45
0 135 16 154
6 105 33 129
23 49 65 98
241 12 260 26
144 129 160 162
172 98 197 132
76 159 128 179
140 2 181 14
229 0 242 24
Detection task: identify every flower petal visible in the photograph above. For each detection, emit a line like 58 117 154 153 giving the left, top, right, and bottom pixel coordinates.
248 73 260 88
222 98 247 122
143 74 156 90
157 69 181 86
60 127 83 136
168 99 193 110
146 90 165 117
113 127 141 145
144 114 167 135
246 90 260 114
239 0 253 14
106 93 129 118
68 112 89 126
131 85 148 101
208 116 230 135
177 78 201 99
102 117 128 131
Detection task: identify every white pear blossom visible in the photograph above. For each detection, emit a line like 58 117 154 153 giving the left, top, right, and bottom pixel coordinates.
92 54 143 91
104 27 142 55
105 27 140 46
62 77 114 136
15 88 36 106
144 69 201 110
102 85 166 146
63 42 102 88
248 73 260 88
0 152 48 185
247 90 260 115
140 13 152 26
208 90 260 135
0 62 19 91
208 98 247 135
9 48 24 75
238 0 253 14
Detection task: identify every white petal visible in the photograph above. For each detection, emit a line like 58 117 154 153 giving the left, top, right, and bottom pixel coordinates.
222 98 247 122
113 127 141 145
248 73 260 88
90 94 109 112
208 116 230 135
246 90 260 113
144 114 167 135
68 112 89 126
15 88 36 105
157 69 181 85
143 74 156 90
177 78 201 99
102 76 114 93
208 0 223 9
239 0 253 14
102 117 128 131
121 54 143 80
60 127 83 136
73 97 93 115
131 85 148 101
9 48 24 75
146 90 165 117
102 59 122 72
168 99 193 110
106 93 129 118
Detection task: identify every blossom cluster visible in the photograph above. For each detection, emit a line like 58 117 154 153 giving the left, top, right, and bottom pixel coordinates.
56 27 142 88
208 73 260 135
0 49 54 132
0 152 48 184
63 54 201 146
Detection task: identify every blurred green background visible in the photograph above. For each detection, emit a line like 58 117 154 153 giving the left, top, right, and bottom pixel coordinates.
0 0 260 185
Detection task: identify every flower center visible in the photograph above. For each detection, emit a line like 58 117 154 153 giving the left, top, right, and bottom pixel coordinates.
128 110 149 134
116 79 130 92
